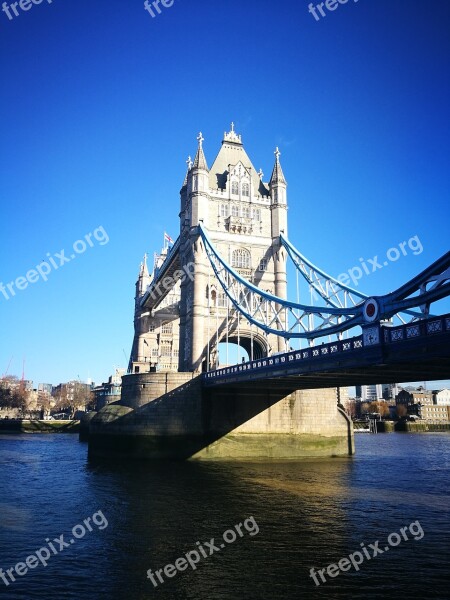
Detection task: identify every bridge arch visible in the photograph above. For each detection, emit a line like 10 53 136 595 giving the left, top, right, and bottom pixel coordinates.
213 329 268 366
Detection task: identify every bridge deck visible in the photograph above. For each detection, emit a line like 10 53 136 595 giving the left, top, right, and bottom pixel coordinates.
202 314 450 393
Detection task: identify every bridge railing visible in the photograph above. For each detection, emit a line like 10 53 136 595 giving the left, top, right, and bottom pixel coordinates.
203 336 364 381
203 313 450 384
381 314 450 344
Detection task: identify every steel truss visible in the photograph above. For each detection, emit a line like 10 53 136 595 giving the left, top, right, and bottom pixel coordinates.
280 234 422 324
199 224 450 341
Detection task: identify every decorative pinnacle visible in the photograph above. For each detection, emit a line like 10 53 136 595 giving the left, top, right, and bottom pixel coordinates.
223 123 242 143
258 168 264 180
275 147 281 160
186 155 193 169
197 132 204 148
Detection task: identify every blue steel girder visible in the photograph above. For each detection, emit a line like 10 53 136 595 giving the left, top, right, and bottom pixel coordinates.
371 251 450 320
198 224 450 340
279 234 423 324
140 237 181 309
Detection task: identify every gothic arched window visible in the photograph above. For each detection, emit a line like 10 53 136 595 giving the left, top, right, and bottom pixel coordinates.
217 292 227 307
242 182 250 197
161 322 173 334
231 181 239 195
161 341 172 357
231 205 239 217
232 248 251 269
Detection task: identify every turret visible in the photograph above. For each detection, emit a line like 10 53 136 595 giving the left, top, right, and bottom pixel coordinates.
180 155 192 224
135 254 150 308
270 147 288 238
269 148 288 350
189 132 210 227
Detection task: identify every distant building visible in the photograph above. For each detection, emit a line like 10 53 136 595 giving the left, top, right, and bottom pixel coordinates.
52 380 94 414
433 388 450 406
23 380 33 391
38 383 53 395
382 383 399 400
396 389 433 406
408 404 450 422
92 368 125 411
355 385 382 402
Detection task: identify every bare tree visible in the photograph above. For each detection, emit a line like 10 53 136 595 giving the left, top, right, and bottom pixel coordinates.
37 391 52 417
396 404 408 418
368 401 390 418
0 377 28 414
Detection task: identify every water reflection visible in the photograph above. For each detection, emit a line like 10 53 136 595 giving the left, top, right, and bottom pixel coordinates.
0 434 449 599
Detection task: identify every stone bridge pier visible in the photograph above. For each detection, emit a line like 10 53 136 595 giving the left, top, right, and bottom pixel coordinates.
87 373 354 460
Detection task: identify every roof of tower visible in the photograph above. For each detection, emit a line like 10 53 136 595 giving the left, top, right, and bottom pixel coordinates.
208 123 270 196
269 147 287 186
192 132 209 171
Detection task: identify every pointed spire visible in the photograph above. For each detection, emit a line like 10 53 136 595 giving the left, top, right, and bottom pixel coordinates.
181 155 192 188
192 132 209 171
270 146 287 185
139 253 149 278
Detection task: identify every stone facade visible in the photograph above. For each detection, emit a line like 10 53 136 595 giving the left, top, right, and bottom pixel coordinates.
129 125 288 374
88 125 355 460
433 388 450 405
89 381 353 460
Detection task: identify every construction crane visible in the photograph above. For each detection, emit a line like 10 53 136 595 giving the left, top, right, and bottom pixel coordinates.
2 356 13 380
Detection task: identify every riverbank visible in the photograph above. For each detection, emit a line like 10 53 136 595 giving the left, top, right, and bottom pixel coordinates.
395 421 450 432
0 419 80 433
353 420 450 433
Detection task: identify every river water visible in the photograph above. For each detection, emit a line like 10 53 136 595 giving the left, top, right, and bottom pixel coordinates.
0 433 449 600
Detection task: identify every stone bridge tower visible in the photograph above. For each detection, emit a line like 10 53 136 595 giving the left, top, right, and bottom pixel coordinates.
96 125 353 461
178 125 289 372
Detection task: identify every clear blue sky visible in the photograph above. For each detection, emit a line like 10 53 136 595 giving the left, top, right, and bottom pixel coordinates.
0 0 449 388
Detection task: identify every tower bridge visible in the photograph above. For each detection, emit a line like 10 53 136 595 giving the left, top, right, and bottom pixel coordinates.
88 125 450 461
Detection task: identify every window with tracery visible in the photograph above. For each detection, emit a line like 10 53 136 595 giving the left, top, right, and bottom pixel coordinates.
161 322 173 334
232 248 251 269
242 182 250 197
161 341 172 357
217 292 227 307
231 181 239 195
